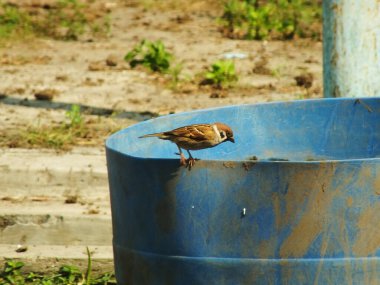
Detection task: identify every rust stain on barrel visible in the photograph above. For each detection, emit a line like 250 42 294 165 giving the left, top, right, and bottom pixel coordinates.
353 203 380 256
279 164 337 258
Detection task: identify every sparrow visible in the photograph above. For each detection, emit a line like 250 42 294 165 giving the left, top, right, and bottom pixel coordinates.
139 122 235 168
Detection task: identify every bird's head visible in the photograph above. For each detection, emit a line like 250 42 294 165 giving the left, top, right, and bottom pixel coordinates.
214 122 235 143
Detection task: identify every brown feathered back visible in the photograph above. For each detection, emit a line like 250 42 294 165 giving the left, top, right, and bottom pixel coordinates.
139 122 234 150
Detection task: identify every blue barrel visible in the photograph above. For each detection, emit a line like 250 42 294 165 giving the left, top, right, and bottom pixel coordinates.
106 98 380 284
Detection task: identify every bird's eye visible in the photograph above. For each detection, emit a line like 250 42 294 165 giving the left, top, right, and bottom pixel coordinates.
220 131 225 138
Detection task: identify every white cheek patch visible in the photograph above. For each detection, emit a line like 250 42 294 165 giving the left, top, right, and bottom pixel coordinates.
212 124 225 143
212 124 221 143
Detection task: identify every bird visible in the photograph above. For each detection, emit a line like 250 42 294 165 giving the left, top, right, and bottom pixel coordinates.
139 122 235 168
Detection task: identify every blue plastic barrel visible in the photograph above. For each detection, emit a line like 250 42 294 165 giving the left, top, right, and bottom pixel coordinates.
106 98 380 284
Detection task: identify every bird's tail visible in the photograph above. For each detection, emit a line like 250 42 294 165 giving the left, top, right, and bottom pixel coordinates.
138 132 164 139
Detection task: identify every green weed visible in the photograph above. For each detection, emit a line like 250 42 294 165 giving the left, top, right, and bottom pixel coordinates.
45 0 88 40
1 261 24 284
125 39 184 88
20 104 86 150
124 40 173 73
270 65 283 79
0 0 110 40
220 0 322 40
0 105 121 150
0 3 32 38
167 63 183 89
66 104 83 129
18 104 85 150
0 247 116 285
203 60 238 88
22 125 76 150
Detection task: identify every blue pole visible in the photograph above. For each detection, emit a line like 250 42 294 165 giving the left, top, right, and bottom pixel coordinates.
323 0 380 98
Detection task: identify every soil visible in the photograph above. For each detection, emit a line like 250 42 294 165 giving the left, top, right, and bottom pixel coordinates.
0 0 323 148
0 0 323 267
0 0 322 233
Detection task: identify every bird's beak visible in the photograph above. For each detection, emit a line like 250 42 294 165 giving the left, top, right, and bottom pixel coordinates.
228 137 235 143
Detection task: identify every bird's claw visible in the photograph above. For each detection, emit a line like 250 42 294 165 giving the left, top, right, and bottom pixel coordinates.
175 152 199 170
186 158 195 169
185 157 200 170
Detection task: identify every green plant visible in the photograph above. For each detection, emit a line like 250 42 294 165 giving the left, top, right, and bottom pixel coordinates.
124 40 173 73
0 247 116 284
58 265 83 284
271 65 283 79
1 109 122 151
0 3 31 38
0 260 25 284
23 126 76 149
167 62 183 89
66 104 83 128
46 0 111 40
90 14 111 37
85 246 92 285
39 0 96 40
54 0 87 40
220 0 322 40
221 0 247 36
22 104 86 149
204 60 238 88
0 0 110 41
220 0 274 40
5 105 83 150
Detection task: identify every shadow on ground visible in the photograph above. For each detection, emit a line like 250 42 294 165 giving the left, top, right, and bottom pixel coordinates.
0 95 158 121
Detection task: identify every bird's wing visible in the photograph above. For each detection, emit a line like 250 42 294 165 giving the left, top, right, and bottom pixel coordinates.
165 124 212 141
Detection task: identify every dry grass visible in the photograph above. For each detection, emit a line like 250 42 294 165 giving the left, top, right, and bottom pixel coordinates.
0 117 124 151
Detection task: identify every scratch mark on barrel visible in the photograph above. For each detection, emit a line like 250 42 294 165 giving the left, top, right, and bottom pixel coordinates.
313 230 332 285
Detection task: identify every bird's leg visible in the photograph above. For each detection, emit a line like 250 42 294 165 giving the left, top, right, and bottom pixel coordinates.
186 150 199 169
175 145 187 166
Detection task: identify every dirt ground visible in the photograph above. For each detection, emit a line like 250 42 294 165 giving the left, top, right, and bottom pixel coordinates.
0 0 323 272
0 0 323 222
0 0 323 147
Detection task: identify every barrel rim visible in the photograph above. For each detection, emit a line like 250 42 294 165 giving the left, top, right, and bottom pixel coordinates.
106 97 380 164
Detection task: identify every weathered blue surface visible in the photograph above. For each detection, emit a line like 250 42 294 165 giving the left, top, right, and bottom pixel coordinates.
323 0 380 98
106 98 380 284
